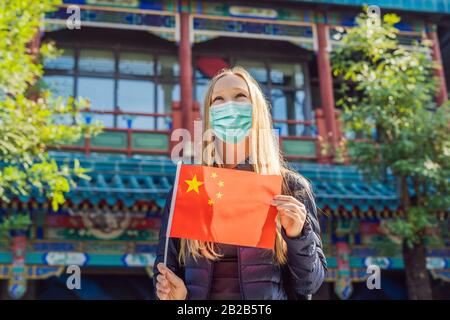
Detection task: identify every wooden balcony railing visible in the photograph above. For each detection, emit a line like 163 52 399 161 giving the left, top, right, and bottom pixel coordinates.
52 109 173 157
273 118 319 161
52 102 337 162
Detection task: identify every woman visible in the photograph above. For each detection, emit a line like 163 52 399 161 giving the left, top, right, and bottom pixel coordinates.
153 67 327 300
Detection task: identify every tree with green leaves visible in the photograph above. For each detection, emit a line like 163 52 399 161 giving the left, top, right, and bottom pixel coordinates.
0 0 101 236
332 10 449 299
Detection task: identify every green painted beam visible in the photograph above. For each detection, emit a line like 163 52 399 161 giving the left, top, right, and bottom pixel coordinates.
0 252 12 264
284 0 450 14
1 251 447 270
282 139 316 157
91 131 127 149
132 132 169 151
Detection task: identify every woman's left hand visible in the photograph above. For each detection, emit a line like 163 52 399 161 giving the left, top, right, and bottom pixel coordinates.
271 195 307 238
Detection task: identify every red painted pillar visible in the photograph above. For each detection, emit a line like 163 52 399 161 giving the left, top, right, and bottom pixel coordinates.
428 27 448 106
8 232 27 299
316 23 338 149
30 30 41 62
170 101 183 153
171 101 183 131
126 127 132 157
314 108 330 164
179 11 194 135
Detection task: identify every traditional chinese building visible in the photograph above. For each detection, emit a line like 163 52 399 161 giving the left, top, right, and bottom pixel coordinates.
0 0 449 299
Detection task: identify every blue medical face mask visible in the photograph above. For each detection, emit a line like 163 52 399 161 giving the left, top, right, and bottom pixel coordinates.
209 101 253 144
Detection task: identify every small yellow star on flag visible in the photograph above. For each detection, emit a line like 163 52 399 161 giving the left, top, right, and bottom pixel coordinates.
216 192 223 199
218 180 224 187
185 174 203 194
208 199 214 206
211 172 218 179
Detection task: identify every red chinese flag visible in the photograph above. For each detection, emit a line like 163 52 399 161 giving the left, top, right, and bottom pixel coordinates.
167 163 282 249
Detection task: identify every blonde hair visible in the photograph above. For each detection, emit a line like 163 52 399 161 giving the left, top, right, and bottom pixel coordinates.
178 66 315 266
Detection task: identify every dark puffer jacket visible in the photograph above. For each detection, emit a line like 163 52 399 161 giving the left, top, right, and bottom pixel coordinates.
153 164 327 300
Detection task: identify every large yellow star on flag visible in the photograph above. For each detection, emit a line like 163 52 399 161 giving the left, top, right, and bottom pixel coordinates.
185 174 204 194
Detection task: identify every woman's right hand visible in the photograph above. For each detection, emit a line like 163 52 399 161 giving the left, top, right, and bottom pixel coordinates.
155 263 188 300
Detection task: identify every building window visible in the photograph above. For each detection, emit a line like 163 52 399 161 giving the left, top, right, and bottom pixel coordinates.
43 48 179 130
194 57 313 136
117 79 155 129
